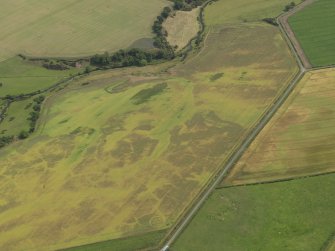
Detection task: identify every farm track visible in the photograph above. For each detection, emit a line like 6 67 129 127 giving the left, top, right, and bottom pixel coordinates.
160 2 330 250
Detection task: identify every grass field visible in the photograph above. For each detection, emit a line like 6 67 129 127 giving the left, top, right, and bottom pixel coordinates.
0 20 297 250
163 8 200 50
0 98 34 137
224 68 335 186
205 0 294 25
0 0 168 61
0 57 79 97
172 173 335 251
289 0 335 67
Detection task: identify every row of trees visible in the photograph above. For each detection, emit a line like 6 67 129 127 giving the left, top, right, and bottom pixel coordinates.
90 48 173 67
173 0 207 11
26 95 45 134
90 0 211 68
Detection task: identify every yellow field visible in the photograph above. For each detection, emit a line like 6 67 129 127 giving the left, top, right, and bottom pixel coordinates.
163 8 200 50
0 0 168 61
0 21 297 250
224 68 335 186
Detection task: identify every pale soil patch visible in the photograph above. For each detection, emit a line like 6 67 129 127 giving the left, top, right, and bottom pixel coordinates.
163 8 200 50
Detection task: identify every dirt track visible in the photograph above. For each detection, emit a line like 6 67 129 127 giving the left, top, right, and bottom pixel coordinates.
278 0 317 69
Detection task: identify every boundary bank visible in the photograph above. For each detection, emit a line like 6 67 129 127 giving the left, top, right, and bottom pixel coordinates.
217 171 335 189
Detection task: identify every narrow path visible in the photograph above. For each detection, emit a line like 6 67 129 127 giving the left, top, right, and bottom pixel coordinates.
160 3 316 250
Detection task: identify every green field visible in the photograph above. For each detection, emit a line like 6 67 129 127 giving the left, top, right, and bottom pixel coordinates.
0 19 297 251
205 0 294 25
0 0 168 61
0 98 34 137
0 57 79 97
289 0 335 66
225 68 335 186
173 173 335 251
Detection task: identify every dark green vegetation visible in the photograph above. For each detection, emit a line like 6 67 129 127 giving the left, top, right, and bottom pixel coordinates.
289 0 335 66
172 0 207 11
210 73 224 82
131 82 168 105
90 48 173 68
62 230 167 251
284 1 296 12
173 174 335 251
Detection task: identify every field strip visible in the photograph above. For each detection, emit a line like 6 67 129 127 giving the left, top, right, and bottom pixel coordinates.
217 170 335 189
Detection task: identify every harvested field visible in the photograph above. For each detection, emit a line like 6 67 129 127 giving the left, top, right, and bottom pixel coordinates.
289 0 335 67
224 68 335 186
0 0 168 61
173 173 335 251
163 8 200 50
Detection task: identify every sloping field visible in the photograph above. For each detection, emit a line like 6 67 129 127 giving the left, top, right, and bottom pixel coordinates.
0 0 168 61
288 0 335 67
225 68 335 186
164 8 200 50
173 173 335 251
0 20 297 251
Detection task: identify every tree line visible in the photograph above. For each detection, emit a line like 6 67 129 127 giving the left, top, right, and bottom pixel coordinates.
90 0 208 68
172 0 207 11
90 48 174 67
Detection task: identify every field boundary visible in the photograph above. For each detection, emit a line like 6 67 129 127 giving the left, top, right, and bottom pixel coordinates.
57 228 169 251
217 170 335 189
